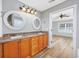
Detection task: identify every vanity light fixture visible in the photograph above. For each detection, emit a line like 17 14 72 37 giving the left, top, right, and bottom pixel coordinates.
19 0 37 15
19 6 37 15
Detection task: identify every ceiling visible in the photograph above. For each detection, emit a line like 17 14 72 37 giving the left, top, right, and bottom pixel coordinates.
52 8 74 20
18 0 66 12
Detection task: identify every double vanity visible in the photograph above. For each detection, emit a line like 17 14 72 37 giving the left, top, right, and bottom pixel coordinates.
0 32 48 58
0 9 48 58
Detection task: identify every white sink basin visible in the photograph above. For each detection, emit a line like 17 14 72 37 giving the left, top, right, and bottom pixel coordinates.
10 36 22 39
38 33 43 35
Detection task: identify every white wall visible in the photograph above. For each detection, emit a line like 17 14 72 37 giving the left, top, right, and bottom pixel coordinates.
0 0 2 35
2 0 42 34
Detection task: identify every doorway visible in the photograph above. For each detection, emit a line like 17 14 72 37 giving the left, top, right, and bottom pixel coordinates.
48 5 77 58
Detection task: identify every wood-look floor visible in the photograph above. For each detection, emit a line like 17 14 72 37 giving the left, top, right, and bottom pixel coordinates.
34 35 73 58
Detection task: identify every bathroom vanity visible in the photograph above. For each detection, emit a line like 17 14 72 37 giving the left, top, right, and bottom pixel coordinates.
0 32 48 58
1 9 46 58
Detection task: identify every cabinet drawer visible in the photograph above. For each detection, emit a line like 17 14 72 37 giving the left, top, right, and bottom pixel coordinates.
31 37 38 46
32 41 38 45
32 38 38 42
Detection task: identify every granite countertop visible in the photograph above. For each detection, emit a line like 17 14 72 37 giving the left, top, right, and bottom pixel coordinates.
0 31 48 43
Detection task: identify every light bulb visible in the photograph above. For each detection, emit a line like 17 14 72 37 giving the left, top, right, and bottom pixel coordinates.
31 10 34 14
22 7 26 11
27 8 31 13
34 11 37 15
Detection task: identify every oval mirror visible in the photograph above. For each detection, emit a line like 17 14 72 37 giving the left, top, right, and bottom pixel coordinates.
33 17 41 29
3 11 26 30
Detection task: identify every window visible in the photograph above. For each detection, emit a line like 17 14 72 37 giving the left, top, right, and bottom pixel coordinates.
59 24 65 30
66 23 73 33
58 23 73 33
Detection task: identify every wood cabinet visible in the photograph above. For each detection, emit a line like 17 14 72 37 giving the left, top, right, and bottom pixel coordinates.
3 40 19 58
0 43 2 58
1 33 48 58
38 35 44 52
43 33 48 48
20 38 31 58
30 36 39 56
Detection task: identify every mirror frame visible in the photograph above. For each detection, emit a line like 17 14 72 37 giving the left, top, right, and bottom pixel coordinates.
3 11 26 30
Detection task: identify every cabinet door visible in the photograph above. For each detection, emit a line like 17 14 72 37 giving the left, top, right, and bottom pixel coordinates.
0 43 2 58
38 35 44 51
20 38 31 58
43 33 48 48
31 36 39 56
3 40 19 58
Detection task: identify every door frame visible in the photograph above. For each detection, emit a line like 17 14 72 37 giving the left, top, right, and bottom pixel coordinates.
48 4 77 57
